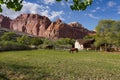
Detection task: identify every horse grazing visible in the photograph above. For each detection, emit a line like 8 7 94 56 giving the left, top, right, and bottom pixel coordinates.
45 45 54 49
69 48 78 53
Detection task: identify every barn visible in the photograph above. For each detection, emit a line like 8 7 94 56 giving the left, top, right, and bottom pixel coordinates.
75 39 95 50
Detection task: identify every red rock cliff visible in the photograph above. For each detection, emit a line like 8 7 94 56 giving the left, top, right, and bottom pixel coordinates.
0 14 95 39
0 15 11 28
10 14 51 37
44 19 93 39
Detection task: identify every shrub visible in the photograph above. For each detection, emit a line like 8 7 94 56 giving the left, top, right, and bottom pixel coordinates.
55 38 75 45
30 37 43 46
54 44 72 50
17 35 31 45
1 32 16 41
0 41 30 51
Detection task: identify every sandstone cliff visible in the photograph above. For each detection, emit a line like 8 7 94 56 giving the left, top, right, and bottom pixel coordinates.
10 14 51 37
0 15 11 28
0 14 95 39
44 19 90 39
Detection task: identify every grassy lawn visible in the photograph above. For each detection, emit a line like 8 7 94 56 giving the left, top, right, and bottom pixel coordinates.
0 50 120 80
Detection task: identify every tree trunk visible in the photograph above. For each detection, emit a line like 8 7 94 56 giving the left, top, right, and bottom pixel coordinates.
105 42 107 52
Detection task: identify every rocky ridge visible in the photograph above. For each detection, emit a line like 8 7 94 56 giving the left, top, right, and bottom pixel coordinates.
0 14 95 39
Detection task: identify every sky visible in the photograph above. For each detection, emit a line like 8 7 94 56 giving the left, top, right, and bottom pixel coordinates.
1 0 120 30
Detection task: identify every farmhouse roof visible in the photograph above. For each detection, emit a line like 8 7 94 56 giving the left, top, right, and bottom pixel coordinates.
77 39 95 44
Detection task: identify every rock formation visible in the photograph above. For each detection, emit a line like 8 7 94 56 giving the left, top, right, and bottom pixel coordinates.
44 19 90 39
10 14 51 37
0 15 11 28
0 14 95 39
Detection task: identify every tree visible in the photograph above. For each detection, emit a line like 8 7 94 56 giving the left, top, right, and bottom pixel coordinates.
111 21 120 47
0 0 92 12
30 37 43 46
56 38 75 45
83 35 95 40
56 0 93 10
17 35 31 45
95 20 120 51
0 0 23 12
95 20 115 51
1 32 16 41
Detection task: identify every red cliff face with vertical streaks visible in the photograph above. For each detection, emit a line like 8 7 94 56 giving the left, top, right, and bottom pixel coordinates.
0 15 11 28
44 19 94 39
10 14 51 37
0 14 95 39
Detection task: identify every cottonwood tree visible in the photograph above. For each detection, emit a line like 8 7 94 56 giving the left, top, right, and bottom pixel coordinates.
111 21 120 48
95 20 120 51
0 0 93 12
95 20 115 51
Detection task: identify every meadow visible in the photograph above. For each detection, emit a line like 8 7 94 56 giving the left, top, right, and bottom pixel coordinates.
0 50 120 80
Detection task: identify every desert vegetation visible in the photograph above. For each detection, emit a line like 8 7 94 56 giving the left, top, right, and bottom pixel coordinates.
0 32 75 51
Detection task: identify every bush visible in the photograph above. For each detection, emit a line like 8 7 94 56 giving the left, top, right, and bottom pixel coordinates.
1 32 16 41
54 44 72 50
30 37 43 46
0 41 30 51
55 38 75 45
17 35 31 45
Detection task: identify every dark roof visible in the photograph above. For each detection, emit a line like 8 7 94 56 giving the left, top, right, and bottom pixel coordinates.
77 39 95 44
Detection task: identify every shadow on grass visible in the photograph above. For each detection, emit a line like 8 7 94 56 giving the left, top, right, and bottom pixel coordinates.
0 62 51 80
0 73 9 80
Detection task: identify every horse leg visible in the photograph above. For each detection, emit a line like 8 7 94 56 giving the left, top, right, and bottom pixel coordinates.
69 50 71 53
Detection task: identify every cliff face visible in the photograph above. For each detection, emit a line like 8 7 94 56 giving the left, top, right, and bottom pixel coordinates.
10 14 51 37
0 15 11 28
0 14 95 39
44 19 90 39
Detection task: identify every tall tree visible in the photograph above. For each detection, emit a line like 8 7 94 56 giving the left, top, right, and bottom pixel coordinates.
111 21 120 47
95 20 120 51
0 0 93 12
95 20 115 51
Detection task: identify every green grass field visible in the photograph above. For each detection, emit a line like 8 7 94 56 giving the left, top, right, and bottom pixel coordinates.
0 50 120 80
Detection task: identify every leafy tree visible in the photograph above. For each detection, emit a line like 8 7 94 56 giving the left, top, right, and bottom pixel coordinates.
43 38 54 45
56 0 93 10
95 20 120 51
0 0 23 12
83 35 95 40
56 38 75 45
17 35 31 45
111 21 120 47
30 37 43 46
0 0 92 12
1 32 16 41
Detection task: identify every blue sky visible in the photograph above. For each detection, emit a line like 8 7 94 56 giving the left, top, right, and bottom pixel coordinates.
1 0 120 30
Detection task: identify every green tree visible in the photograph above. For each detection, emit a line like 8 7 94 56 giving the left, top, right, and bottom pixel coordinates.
111 21 120 47
56 38 75 45
43 38 54 45
30 37 43 46
83 35 95 40
95 20 120 51
17 35 31 45
0 0 92 12
56 0 93 10
1 32 16 41
0 0 23 12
